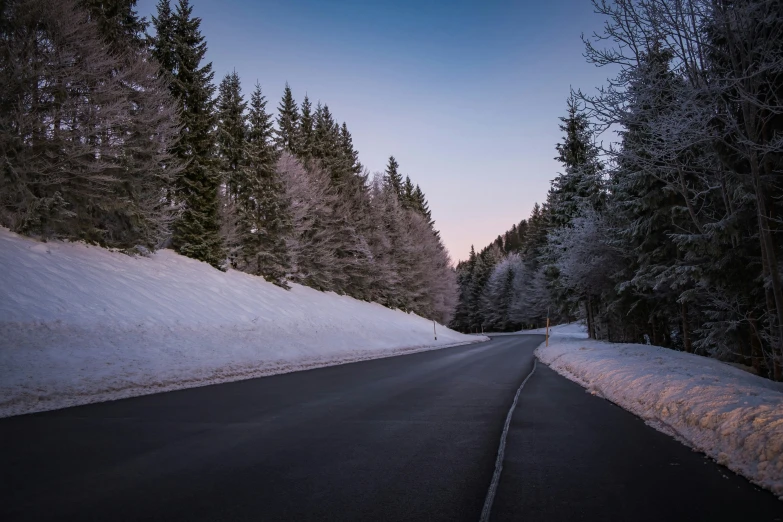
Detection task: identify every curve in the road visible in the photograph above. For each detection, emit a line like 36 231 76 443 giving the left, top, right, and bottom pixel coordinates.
1 334 780 522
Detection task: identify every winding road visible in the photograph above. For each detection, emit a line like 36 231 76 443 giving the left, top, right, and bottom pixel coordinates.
1 335 780 521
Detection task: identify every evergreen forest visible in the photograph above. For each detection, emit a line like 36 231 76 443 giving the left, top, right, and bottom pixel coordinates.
450 0 783 381
0 0 457 324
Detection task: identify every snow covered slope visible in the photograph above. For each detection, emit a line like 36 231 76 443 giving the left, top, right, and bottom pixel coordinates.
0 229 483 417
537 338 783 499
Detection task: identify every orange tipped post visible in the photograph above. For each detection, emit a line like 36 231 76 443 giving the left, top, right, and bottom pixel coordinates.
546 316 550 347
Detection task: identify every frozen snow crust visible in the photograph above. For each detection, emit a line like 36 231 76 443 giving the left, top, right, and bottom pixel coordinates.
0 228 484 417
535 329 783 499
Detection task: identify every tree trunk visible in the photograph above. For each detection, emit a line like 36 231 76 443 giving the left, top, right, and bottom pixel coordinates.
651 319 658 347
749 315 763 375
744 86 783 372
754 172 783 377
587 297 593 339
588 296 597 339
681 301 692 353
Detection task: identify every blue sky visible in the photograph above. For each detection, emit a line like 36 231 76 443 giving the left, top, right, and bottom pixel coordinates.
137 0 613 262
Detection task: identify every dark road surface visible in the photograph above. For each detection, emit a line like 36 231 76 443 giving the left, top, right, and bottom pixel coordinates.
1 335 780 521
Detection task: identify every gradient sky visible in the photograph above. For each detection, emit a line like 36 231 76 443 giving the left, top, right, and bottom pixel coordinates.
137 0 613 262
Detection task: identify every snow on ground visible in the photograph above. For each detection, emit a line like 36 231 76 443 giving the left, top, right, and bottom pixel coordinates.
0 228 484 418
521 322 589 339
537 336 783 499
486 322 589 338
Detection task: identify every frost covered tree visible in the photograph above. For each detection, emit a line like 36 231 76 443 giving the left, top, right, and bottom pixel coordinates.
277 153 338 291
405 210 458 324
547 209 623 338
542 96 606 334
482 253 526 331
366 172 456 322
366 175 404 306
557 0 783 377
2 0 462 327
0 0 180 248
452 201 567 334
468 244 503 331
374 175 418 309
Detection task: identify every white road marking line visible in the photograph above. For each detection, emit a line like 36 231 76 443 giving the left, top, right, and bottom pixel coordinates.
479 358 537 522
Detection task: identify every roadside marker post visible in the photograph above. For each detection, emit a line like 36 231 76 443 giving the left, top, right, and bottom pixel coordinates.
546 308 550 347
434 320 437 341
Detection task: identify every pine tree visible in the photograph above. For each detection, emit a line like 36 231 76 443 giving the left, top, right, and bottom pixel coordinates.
150 0 175 74
81 0 147 49
298 95 315 161
539 97 606 328
152 0 224 268
313 103 339 174
215 71 247 201
402 177 415 209
412 185 434 226
214 71 247 266
78 0 181 248
1 0 180 248
548 95 604 228
366 176 402 305
467 252 487 332
381 176 418 310
384 156 403 200
606 44 703 348
450 246 476 331
241 83 291 286
339 123 363 177
329 120 373 297
504 223 522 253
275 83 299 154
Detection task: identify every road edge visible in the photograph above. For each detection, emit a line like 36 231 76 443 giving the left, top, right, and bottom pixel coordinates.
1 337 491 419
534 340 783 502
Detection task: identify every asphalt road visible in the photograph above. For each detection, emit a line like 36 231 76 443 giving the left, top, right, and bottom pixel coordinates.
1 335 780 521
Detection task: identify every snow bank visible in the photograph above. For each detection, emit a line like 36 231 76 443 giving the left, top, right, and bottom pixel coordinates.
0 229 484 417
537 338 783 498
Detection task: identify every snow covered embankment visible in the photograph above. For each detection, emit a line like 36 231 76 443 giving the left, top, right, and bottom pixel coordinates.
0 229 484 418
536 336 783 499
